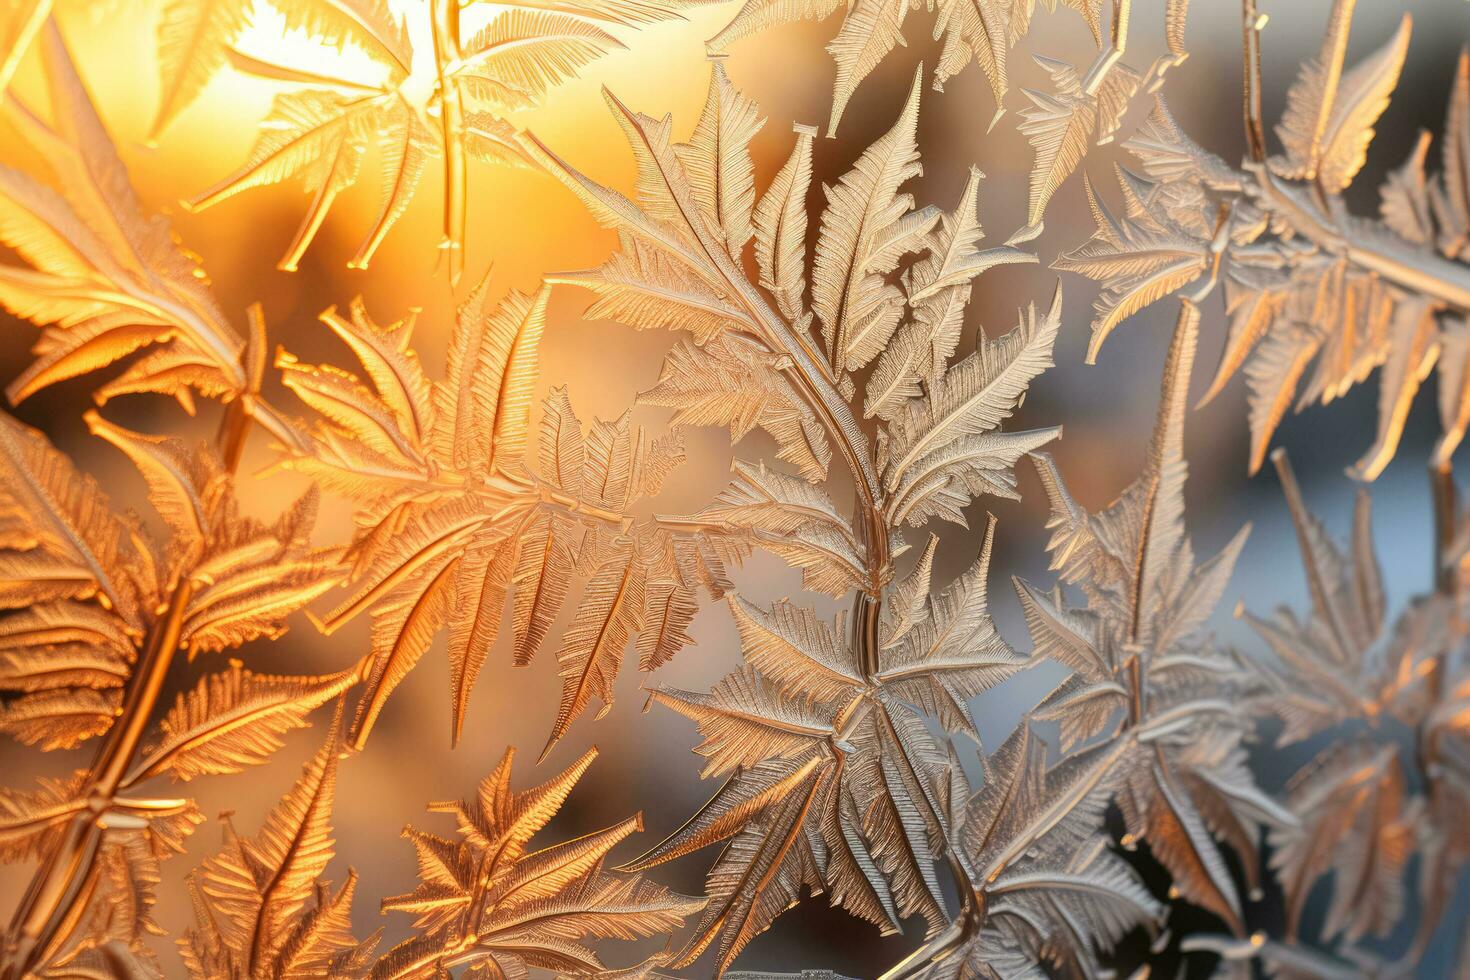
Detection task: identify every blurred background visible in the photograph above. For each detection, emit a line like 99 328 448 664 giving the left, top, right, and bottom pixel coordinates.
2 0 1469 975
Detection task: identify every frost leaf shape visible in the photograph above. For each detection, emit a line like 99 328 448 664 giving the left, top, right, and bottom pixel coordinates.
631 515 1032 974
0 18 246 409
1368 48 1470 472
542 538 645 756
1273 3 1410 193
1053 165 1210 364
1019 302 1289 934
812 70 938 374
678 61 764 258
708 0 1104 133
1269 740 1415 947
532 60 1061 975
877 516 1022 740
14 793 206 974
179 713 380 978
0 602 134 704
1236 453 1470 963
531 61 1055 546
882 287 1061 529
919 725 1163 980
1237 454 1417 745
372 746 703 978
125 658 362 785
755 123 816 324
0 402 346 971
0 410 146 751
641 333 834 482
0 413 145 628
151 0 410 142
1019 56 1140 231
1060 4 1470 479
282 281 721 751
180 0 711 277
689 461 864 598
0 772 90 866
0 687 119 751
83 411 343 660
867 166 1034 425
0 408 333 762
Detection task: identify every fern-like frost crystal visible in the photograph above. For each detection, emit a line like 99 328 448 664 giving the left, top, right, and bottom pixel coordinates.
528 61 1070 974
373 746 703 978
279 285 727 752
1059 2 1470 480
172 0 718 279
1017 303 1290 936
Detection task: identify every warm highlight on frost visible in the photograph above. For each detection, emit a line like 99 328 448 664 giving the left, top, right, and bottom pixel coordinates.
1 1 1469 978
